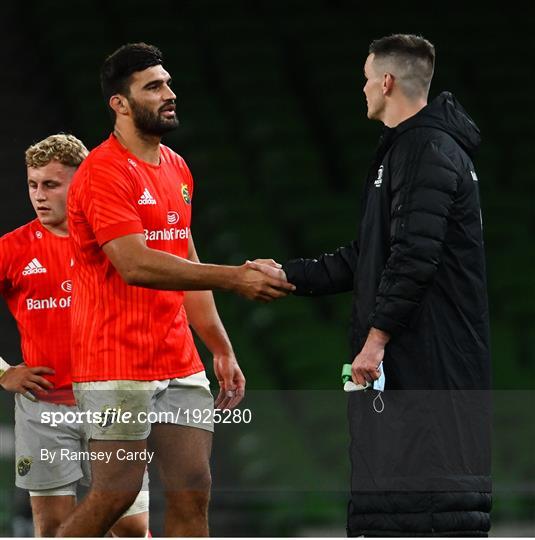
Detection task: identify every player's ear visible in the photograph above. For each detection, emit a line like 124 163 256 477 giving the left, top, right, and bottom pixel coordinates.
383 72 394 95
110 94 129 116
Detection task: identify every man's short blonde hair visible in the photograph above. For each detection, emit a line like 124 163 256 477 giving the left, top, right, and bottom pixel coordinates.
25 134 89 169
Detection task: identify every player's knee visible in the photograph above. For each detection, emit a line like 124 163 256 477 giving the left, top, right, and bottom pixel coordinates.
163 465 211 495
166 485 211 518
165 467 211 512
182 467 212 492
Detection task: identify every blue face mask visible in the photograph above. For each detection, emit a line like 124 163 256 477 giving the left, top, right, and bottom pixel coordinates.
373 363 385 392
372 363 385 413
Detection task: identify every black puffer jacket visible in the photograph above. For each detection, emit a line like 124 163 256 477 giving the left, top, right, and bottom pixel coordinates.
284 92 492 536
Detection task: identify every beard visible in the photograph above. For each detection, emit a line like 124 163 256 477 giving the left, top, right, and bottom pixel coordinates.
130 98 179 136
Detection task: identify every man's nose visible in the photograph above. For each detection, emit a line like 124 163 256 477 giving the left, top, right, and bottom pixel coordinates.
35 186 46 201
164 84 176 101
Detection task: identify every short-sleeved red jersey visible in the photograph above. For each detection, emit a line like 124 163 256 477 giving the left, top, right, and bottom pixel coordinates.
68 134 203 382
0 220 74 404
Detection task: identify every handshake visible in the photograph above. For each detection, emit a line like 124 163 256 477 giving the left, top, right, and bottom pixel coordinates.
234 258 295 302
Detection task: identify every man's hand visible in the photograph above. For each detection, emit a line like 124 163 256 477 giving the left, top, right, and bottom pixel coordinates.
0 364 55 395
245 259 287 280
351 328 390 386
233 262 295 302
213 353 245 410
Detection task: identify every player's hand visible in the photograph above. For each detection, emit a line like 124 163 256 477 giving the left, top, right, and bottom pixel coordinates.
213 353 245 409
0 364 55 395
351 328 390 386
234 263 295 302
245 259 287 280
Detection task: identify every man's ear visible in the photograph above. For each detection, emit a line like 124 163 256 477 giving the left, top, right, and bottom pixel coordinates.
382 73 395 96
109 95 129 116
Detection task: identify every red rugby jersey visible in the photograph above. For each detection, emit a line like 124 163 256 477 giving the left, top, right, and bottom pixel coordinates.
0 219 74 404
68 134 203 382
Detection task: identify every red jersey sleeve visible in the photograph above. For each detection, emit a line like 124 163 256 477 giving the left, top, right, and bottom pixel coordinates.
179 156 195 200
83 160 144 246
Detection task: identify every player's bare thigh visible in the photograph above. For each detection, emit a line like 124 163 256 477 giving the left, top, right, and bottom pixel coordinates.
88 439 147 493
56 440 148 537
149 423 212 490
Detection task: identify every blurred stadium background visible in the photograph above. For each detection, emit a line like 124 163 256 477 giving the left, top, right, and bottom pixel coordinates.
0 0 533 536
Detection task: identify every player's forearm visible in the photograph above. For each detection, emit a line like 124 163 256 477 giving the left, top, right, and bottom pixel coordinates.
184 290 234 356
124 247 239 292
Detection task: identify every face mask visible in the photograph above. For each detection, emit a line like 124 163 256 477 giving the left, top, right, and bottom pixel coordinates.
372 363 385 413
373 363 385 392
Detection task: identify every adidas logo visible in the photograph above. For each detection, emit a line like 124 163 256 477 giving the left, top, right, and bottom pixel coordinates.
22 258 47 276
138 188 157 205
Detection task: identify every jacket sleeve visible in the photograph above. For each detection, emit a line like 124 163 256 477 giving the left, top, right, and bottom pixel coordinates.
282 240 358 296
370 140 459 335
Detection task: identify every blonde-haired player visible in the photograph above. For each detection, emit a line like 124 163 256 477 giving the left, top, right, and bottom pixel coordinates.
0 134 149 537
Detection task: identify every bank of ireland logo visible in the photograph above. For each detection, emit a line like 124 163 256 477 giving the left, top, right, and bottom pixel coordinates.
167 211 179 225
374 165 384 188
61 280 72 293
17 456 33 476
181 183 191 205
